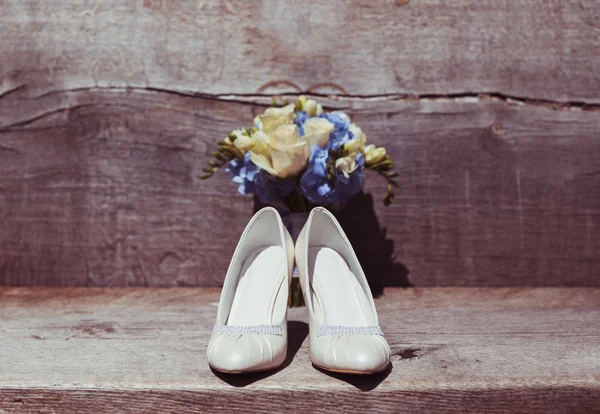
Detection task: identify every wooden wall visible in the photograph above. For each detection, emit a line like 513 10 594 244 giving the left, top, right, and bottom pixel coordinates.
1 0 599 287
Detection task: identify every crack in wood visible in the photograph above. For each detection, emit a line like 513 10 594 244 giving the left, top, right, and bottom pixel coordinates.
215 91 600 111
0 103 112 132
146 87 600 111
0 84 26 99
4 86 600 112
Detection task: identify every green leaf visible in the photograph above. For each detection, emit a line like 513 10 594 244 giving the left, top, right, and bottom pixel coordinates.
212 152 228 162
384 184 394 206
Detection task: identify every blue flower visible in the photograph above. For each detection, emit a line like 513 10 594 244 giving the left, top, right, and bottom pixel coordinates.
356 151 365 169
254 171 297 205
300 146 365 207
295 111 308 136
332 152 365 202
300 146 331 204
226 153 259 195
319 112 353 151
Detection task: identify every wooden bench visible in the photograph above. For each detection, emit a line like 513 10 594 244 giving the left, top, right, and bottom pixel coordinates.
1 288 598 413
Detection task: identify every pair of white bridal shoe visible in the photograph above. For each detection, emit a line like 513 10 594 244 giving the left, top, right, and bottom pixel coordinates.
207 206 391 375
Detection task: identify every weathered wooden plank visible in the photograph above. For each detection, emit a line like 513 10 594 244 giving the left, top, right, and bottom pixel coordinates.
0 288 598 413
1 0 600 102
0 387 598 414
1 89 599 287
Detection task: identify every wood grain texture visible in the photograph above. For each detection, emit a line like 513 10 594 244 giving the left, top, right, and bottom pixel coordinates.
1 89 599 287
1 0 600 287
0 287 599 413
1 0 600 102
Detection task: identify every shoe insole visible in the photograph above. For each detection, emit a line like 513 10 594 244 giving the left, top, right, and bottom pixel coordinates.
227 246 286 326
308 247 372 326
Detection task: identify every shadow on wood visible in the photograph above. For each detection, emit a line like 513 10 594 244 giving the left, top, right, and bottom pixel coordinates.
211 321 309 387
253 192 411 296
254 191 412 297
336 192 412 296
313 363 393 392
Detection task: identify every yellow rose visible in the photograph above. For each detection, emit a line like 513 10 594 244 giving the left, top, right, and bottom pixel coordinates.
335 153 359 177
304 118 334 148
250 124 308 177
364 144 387 165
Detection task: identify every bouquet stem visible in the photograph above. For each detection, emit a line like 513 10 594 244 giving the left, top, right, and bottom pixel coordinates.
283 191 310 307
288 277 304 308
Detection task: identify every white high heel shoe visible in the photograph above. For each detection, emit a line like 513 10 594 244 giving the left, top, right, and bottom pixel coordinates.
295 207 391 374
207 207 294 373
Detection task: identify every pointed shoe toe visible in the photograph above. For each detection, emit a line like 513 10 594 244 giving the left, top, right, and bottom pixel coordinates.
313 334 391 374
207 332 287 373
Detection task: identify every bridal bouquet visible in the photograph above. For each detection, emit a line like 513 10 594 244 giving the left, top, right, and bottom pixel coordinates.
200 96 398 211
201 96 398 306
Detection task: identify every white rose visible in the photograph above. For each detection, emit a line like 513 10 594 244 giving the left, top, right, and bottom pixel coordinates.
250 124 308 177
259 103 296 133
264 103 296 118
303 118 334 148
